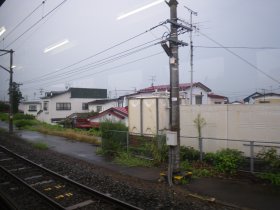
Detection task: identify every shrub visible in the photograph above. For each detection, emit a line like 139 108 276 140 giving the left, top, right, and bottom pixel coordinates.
180 160 192 171
14 119 37 129
214 149 244 174
192 168 214 178
256 147 280 171
0 113 8 121
14 113 35 120
180 146 200 162
88 128 102 137
204 152 216 165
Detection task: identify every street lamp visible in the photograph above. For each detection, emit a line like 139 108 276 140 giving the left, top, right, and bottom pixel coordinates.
0 49 14 134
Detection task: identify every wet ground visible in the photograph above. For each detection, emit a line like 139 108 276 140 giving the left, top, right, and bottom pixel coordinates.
1 121 280 209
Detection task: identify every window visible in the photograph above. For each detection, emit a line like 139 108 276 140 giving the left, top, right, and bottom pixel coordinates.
195 95 202 105
214 102 222 104
28 105 37 112
56 103 71 110
82 103 88 110
96 105 102 112
43 102 48 111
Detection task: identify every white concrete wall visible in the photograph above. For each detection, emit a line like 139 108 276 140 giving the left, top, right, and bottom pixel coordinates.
180 104 280 155
128 98 169 135
128 98 280 155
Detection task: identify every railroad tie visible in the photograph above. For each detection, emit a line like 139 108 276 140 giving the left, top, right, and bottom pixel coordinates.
65 200 94 210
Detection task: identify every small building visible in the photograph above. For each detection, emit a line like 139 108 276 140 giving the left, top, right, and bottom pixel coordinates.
243 92 262 104
19 100 42 116
88 99 118 113
88 107 128 127
252 93 280 104
136 82 227 105
37 87 107 123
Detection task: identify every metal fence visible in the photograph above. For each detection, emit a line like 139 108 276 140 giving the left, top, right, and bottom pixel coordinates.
181 136 280 173
101 130 166 160
101 130 280 173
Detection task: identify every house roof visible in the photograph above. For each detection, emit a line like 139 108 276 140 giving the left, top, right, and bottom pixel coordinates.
252 93 280 99
88 107 128 120
138 82 211 93
88 99 117 105
20 100 41 104
243 92 262 102
42 87 107 99
207 93 227 99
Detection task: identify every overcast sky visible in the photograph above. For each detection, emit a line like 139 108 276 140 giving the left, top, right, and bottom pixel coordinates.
1 0 280 101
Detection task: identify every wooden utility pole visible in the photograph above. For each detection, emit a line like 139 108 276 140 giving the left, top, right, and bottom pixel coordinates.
9 50 14 133
0 49 14 134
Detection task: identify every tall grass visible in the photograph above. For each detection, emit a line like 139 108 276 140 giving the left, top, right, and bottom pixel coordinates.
32 124 100 144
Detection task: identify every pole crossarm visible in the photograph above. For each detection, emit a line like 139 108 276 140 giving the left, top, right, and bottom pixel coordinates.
0 49 12 53
0 64 11 73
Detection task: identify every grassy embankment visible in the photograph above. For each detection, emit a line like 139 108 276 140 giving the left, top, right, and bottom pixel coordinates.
0 113 100 145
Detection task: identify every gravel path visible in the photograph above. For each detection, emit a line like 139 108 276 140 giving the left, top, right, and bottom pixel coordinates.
0 132 237 210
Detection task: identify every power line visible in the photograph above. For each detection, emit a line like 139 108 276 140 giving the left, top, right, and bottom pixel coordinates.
22 38 161 84
22 22 166 83
22 51 164 90
2 1 46 42
23 42 159 85
198 31 280 84
5 0 68 49
194 46 280 50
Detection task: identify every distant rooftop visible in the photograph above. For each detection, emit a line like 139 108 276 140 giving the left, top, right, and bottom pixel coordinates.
42 87 107 99
139 82 211 93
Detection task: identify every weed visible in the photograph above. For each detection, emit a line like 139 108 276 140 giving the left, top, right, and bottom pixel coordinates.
32 142 48 150
257 173 280 186
114 152 153 167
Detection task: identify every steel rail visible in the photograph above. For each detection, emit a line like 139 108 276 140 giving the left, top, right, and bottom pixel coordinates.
0 165 64 209
0 145 141 210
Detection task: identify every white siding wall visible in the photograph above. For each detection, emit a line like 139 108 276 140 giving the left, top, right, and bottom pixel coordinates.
37 92 102 123
88 101 117 113
21 103 42 116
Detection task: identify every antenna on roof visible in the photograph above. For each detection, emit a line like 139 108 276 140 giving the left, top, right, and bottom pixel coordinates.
149 76 156 87
65 82 72 90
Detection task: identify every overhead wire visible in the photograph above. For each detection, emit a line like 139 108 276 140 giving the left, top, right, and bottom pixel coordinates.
198 31 280 84
23 37 162 84
194 46 280 50
5 0 68 49
22 51 164 90
22 42 160 86
2 1 46 42
22 21 167 83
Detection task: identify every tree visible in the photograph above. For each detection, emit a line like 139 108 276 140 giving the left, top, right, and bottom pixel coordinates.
11 82 23 113
194 113 206 161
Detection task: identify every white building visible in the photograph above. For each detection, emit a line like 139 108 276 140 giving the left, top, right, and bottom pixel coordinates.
37 88 107 123
134 82 228 105
88 107 128 126
88 99 118 113
19 101 42 116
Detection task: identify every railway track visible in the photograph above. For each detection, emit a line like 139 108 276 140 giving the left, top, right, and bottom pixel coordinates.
0 145 141 210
